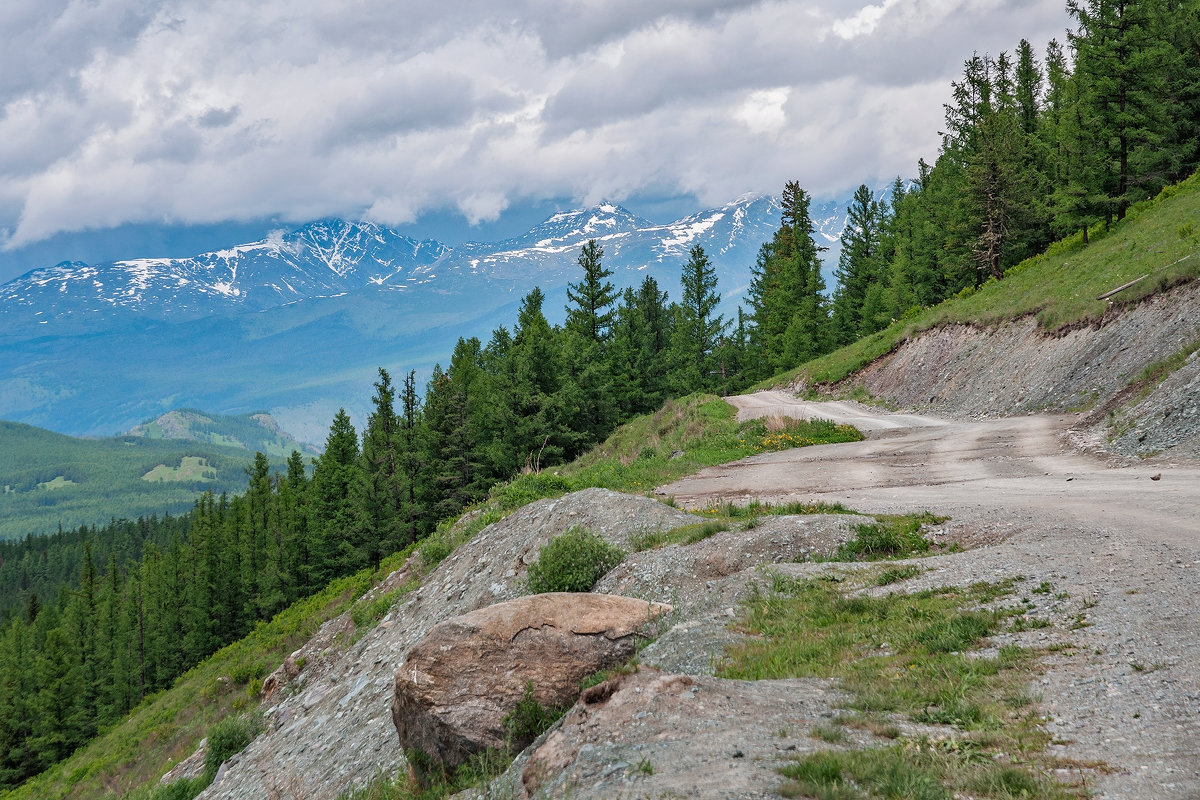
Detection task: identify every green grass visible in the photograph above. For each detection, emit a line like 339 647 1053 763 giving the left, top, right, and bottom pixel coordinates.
335 749 513 800
834 513 947 561
140 456 217 483
351 581 420 631
0 546 419 800
720 572 1079 798
629 519 731 551
765 172 1200 391
1126 334 1200 402
490 394 863 506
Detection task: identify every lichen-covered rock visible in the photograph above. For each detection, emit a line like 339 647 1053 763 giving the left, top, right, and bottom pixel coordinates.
391 592 670 768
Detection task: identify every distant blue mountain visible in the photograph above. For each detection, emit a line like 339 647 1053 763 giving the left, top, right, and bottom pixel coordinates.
0 193 859 443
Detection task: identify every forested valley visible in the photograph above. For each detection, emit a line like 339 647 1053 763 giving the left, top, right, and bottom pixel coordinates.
2 0 1198 788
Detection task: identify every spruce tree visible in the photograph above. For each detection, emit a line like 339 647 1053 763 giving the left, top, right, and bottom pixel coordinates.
565 239 617 344
307 410 360 586
351 369 404 571
831 184 883 344
670 245 727 392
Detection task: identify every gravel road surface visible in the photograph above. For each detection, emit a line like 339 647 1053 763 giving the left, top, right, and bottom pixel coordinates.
659 391 1200 799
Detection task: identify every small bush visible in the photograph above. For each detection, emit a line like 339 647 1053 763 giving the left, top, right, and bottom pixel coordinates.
204 714 260 778
526 527 624 594
503 682 567 748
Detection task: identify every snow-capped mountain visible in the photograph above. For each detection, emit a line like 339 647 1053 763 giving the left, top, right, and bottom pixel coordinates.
0 220 449 326
0 191 858 440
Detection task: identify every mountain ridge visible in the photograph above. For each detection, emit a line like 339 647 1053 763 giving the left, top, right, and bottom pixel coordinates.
0 192 859 440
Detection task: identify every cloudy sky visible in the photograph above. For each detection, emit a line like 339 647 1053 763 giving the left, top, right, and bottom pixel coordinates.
0 0 1072 282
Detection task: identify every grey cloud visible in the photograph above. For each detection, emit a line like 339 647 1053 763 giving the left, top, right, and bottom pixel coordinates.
134 121 203 164
1 0 1073 248
0 0 160 102
317 72 484 152
196 105 241 128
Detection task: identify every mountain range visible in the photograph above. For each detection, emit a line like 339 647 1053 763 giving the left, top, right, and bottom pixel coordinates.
0 192 858 445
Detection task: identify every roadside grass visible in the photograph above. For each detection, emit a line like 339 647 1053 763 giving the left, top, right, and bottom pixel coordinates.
834 513 949 561
543 395 862 498
720 572 1079 799
1126 334 1200 404
630 519 731 551
628 505 946 562
763 172 1200 392
422 394 865 569
4 545 419 800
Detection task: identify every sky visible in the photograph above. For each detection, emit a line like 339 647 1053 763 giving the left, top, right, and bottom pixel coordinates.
0 0 1073 283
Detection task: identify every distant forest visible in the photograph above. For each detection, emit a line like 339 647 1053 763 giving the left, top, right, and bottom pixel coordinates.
2 0 1198 788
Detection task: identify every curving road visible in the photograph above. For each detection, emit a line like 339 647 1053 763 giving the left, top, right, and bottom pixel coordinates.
662 390 1200 547
659 391 1200 798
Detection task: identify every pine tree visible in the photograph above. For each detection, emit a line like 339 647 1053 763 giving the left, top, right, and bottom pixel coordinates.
1068 0 1177 221
307 410 360 586
670 245 727 392
831 184 884 344
397 370 427 545
609 278 671 416
504 288 567 473
746 181 830 375
351 369 405 571
565 240 617 344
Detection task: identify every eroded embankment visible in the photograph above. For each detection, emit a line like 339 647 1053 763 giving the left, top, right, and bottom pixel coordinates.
841 280 1200 460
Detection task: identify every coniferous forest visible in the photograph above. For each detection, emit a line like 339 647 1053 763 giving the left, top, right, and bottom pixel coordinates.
1 0 1198 788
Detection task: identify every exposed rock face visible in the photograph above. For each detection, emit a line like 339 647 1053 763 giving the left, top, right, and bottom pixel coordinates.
391 593 670 768
516 666 847 799
196 489 698 800
848 281 1200 459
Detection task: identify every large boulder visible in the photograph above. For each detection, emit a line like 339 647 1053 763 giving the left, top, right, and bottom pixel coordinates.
391 592 671 768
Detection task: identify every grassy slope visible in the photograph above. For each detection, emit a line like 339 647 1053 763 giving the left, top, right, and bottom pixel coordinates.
767 173 1200 390
0 421 298 540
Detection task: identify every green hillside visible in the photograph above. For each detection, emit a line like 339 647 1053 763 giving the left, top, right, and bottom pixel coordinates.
0 420 298 540
126 408 319 461
774 173 1200 390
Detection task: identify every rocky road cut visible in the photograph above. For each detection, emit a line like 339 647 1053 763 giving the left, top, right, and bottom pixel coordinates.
661 391 1200 798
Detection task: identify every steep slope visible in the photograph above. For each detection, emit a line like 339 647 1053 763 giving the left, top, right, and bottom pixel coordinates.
786 174 1200 461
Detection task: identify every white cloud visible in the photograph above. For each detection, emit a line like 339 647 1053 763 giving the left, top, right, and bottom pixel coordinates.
735 88 790 136
829 0 900 40
0 0 1072 249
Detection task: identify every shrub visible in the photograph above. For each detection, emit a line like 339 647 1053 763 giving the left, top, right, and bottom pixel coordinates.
502 682 567 748
526 527 624 594
204 715 260 778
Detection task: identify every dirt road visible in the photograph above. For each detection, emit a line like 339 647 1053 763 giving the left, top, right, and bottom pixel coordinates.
665 390 1200 548
661 391 1200 798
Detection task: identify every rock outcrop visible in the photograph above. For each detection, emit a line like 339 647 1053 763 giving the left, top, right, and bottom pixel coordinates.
391 593 670 768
